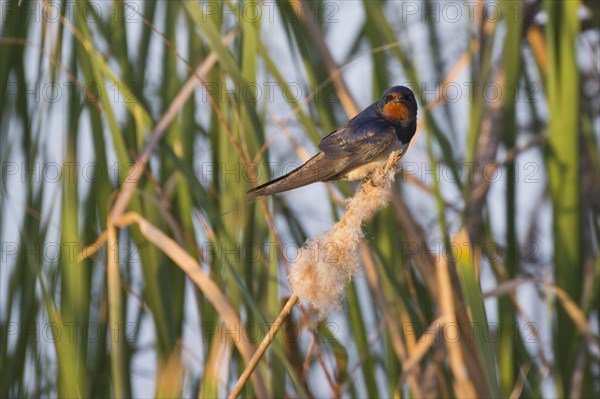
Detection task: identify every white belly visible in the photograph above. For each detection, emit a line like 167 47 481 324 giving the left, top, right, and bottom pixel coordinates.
341 143 407 181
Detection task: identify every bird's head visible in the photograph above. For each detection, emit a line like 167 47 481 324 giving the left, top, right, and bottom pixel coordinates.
378 86 418 126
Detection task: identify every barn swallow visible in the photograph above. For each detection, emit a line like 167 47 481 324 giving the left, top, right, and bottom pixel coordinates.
248 86 417 197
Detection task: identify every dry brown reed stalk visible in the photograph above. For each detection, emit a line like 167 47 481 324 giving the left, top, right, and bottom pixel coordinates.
79 212 268 397
108 29 237 221
228 293 299 399
435 253 477 399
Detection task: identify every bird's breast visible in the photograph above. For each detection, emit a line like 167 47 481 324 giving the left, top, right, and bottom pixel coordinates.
341 159 388 180
340 142 408 181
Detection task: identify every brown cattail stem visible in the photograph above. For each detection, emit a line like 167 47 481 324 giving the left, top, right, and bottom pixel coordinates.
228 293 299 399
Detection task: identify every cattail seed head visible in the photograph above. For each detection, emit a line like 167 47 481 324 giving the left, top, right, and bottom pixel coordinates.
289 151 403 317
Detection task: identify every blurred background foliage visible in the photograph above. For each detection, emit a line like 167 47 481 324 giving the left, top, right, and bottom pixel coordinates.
1 0 599 397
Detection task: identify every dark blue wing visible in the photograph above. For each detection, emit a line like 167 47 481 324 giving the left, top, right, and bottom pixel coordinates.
318 118 397 163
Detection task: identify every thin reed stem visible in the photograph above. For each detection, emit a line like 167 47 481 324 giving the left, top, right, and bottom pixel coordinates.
228 293 299 399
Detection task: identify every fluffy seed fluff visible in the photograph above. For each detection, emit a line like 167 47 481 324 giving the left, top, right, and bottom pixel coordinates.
289 151 403 318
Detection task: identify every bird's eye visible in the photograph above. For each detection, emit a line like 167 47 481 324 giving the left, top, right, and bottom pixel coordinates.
385 95 395 103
